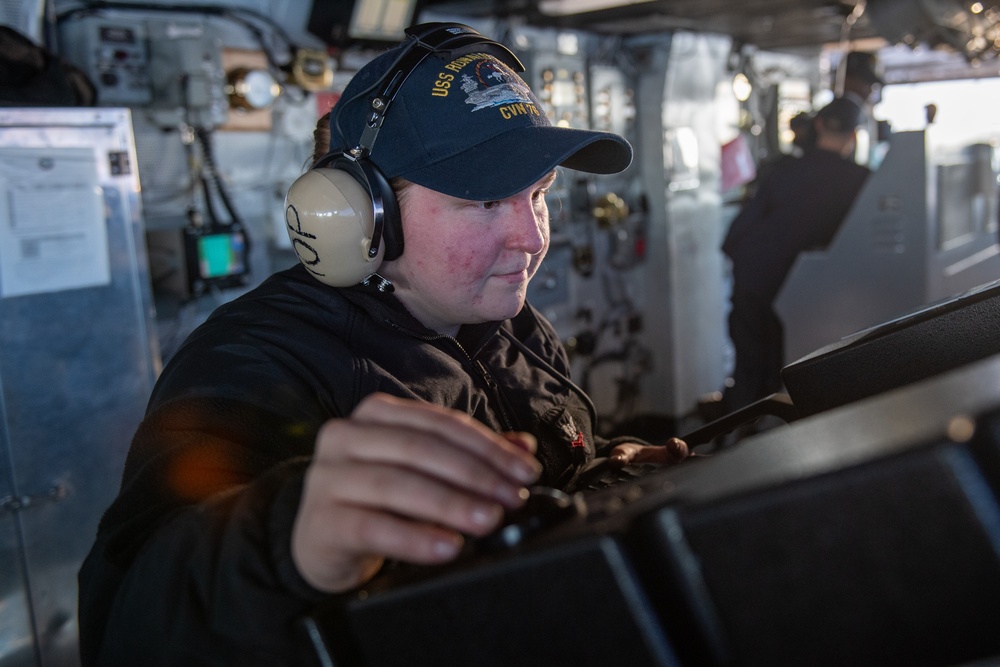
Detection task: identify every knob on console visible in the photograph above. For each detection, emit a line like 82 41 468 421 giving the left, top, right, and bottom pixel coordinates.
476 486 582 553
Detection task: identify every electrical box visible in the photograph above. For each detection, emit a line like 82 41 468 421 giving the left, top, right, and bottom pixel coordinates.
145 20 227 128
59 16 227 129
58 17 153 106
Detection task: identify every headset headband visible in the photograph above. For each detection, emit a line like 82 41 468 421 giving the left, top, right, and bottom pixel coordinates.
325 23 525 160
323 22 525 260
353 23 525 157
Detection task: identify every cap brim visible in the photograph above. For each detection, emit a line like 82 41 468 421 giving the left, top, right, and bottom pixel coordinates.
398 125 633 201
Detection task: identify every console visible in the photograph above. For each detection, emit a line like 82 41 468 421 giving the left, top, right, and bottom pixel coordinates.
782 278 1000 417
303 353 1000 667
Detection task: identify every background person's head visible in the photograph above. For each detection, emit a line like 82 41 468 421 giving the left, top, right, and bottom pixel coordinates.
842 50 883 104
814 97 863 157
789 111 816 153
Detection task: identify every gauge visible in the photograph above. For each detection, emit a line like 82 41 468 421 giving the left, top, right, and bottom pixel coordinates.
225 67 280 110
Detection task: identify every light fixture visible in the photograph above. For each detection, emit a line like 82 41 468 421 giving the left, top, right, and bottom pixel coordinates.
288 49 335 91
538 0 658 16
732 72 752 102
225 67 281 110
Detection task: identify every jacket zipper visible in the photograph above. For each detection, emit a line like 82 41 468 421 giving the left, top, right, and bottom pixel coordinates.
385 321 515 432
473 359 514 432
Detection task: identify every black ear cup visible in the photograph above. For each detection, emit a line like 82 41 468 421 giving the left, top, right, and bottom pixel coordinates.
358 157 403 262
284 156 402 287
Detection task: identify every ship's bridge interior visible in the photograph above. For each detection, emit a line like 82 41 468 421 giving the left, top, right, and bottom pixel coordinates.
2 0 1000 665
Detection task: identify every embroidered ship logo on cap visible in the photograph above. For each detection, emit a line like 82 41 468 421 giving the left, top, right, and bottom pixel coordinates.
433 53 541 121
462 58 535 112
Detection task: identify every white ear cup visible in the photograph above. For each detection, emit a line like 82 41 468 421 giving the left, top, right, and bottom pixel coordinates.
284 167 384 286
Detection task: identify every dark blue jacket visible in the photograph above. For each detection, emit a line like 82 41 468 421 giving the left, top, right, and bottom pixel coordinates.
723 148 871 302
78 264 616 665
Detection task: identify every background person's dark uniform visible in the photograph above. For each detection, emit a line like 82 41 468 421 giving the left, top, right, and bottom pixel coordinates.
722 98 871 412
841 50 884 166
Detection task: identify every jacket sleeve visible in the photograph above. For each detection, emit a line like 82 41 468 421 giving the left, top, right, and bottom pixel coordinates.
77 396 336 666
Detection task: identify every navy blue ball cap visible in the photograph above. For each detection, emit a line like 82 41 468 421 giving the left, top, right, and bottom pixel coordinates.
845 50 883 86
329 30 633 201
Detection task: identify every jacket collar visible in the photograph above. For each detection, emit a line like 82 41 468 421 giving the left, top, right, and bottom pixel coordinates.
338 275 504 354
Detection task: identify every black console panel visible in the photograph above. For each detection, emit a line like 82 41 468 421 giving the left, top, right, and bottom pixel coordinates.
305 354 1000 667
782 278 1000 417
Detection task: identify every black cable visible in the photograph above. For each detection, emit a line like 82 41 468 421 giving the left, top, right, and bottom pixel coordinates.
198 170 222 226
194 127 244 228
498 310 599 430
42 0 58 51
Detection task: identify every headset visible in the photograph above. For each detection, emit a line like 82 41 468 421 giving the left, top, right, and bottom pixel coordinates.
283 23 524 287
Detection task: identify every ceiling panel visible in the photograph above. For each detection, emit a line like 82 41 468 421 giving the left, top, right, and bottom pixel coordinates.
418 0 879 51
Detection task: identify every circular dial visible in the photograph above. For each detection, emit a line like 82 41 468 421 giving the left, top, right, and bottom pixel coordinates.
226 68 279 110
